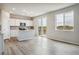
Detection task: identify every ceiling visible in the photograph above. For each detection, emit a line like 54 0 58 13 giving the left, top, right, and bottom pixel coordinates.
1 3 75 17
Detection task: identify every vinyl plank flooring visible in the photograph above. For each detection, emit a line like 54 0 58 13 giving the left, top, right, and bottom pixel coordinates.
4 37 79 55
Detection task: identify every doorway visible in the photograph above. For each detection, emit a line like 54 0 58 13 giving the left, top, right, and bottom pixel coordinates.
38 16 47 37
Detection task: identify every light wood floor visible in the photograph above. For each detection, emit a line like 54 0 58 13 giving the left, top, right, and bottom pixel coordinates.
4 37 79 55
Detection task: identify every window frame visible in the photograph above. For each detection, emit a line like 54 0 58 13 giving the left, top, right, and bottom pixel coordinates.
55 10 74 31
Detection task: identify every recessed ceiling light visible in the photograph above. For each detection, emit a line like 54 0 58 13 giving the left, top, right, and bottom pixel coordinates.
12 8 15 11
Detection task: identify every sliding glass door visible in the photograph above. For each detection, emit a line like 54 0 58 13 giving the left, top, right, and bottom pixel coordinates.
38 16 47 36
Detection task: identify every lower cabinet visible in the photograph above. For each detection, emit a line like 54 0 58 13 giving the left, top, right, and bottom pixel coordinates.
17 30 35 41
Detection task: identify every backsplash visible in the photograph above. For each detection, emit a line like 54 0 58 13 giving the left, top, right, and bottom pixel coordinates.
10 26 34 30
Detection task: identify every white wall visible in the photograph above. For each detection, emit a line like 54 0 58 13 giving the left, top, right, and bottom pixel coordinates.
0 10 1 26
1 10 10 39
46 4 79 45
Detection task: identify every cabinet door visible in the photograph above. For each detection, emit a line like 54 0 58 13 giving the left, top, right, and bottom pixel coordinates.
15 20 20 26
19 20 33 26
10 19 20 26
26 20 33 26
10 19 33 26
29 20 33 26
10 19 16 26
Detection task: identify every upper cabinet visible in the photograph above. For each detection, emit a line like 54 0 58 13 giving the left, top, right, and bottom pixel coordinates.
25 20 33 26
10 19 16 26
10 19 33 26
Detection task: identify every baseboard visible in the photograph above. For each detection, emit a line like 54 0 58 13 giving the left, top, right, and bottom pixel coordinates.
47 38 79 46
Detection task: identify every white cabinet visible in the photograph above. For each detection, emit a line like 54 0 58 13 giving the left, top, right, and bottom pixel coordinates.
25 20 33 26
17 30 35 41
10 19 20 26
10 30 18 37
15 20 20 26
18 20 33 26
10 19 33 26
10 19 16 26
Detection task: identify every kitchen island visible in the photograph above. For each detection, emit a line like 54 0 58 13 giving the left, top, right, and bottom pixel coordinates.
17 30 35 41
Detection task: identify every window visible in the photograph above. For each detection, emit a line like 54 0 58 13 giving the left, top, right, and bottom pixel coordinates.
38 16 47 35
55 13 64 30
38 18 42 26
55 11 74 31
64 11 74 30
